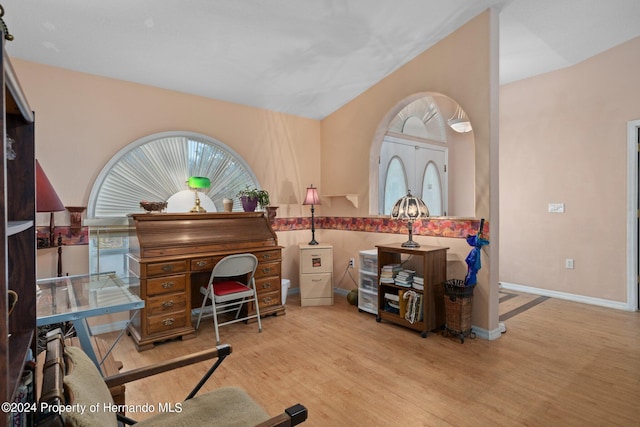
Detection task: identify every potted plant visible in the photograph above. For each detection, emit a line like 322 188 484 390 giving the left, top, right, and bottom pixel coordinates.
236 185 270 212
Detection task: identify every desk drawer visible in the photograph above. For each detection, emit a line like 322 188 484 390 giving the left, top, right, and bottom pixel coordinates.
255 276 279 294
255 249 281 263
191 256 224 272
147 293 187 316
146 260 187 277
255 261 280 279
147 274 186 296
147 311 188 335
256 289 280 311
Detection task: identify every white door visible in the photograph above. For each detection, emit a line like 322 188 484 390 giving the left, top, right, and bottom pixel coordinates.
379 135 447 215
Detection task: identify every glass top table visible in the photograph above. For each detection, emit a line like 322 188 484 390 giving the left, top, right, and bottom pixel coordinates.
36 272 144 369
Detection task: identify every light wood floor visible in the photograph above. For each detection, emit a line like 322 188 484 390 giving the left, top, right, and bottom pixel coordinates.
106 292 640 426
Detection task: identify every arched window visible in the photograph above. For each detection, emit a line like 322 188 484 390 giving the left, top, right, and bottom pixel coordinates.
421 161 443 216
372 93 476 217
383 157 408 214
88 131 259 218
86 131 259 277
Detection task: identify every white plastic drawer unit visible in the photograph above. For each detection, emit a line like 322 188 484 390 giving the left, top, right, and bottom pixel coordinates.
360 274 377 291
358 288 377 314
359 249 378 274
300 247 333 274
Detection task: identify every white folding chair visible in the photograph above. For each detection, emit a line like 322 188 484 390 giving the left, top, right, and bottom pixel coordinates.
195 253 262 344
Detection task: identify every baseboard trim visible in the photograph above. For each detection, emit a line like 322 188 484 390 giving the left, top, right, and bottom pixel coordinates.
469 323 505 340
500 282 631 311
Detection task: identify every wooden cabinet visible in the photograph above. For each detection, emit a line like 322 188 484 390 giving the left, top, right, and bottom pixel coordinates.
127 213 284 351
0 46 37 406
376 243 448 337
299 244 333 306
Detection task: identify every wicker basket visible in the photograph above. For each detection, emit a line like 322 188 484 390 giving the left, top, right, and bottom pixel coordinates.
443 279 475 343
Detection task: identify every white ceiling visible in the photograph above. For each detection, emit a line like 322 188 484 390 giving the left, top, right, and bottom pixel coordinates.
3 0 640 119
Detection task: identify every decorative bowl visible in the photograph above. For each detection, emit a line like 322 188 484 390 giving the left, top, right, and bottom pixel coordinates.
140 201 167 213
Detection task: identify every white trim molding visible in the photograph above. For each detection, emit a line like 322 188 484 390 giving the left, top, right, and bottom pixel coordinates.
500 282 632 311
627 120 640 311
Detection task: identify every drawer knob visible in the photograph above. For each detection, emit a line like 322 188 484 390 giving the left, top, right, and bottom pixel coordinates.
196 261 207 267
262 297 272 304
262 282 272 289
263 253 272 260
262 267 272 274
162 318 175 326
162 281 175 289
161 265 174 272
162 300 174 308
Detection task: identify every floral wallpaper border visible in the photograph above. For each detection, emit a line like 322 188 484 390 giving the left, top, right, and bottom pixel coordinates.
272 216 488 239
39 217 488 247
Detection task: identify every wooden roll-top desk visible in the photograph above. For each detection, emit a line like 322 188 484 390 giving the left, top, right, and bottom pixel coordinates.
127 212 284 351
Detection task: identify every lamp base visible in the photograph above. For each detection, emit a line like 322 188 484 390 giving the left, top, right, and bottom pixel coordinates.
401 239 420 248
190 206 207 213
308 239 319 245
190 191 207 213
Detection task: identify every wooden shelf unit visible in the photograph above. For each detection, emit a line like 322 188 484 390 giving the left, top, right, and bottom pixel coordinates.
375 243 448 338
1 45 37 406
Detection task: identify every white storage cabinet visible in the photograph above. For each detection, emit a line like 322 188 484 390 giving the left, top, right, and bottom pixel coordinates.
299 244 334 306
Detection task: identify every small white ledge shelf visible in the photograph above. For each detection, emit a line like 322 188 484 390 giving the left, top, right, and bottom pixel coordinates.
8 220 33 236
322 194 359 208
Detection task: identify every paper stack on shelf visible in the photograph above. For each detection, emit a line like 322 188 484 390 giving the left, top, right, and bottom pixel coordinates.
380 264 401 284
412 275 424 291
394 269 415 287
384 292 400 314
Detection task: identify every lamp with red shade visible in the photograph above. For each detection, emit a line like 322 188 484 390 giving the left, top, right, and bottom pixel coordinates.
36 159 65 248
302 184 321 245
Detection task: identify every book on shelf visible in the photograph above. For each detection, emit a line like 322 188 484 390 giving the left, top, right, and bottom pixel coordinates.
412 275 424 290
398 289 407 317
384 292 399 302
394 269 415 287
384 291 400 314
10 369 33 427
380 263 402 283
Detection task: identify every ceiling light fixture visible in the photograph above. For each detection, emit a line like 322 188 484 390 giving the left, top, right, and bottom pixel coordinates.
448 105 472 133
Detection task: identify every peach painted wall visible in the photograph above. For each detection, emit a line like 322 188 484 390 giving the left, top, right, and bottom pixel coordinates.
14 58 320 284
499 36 640 305
320 11 499 332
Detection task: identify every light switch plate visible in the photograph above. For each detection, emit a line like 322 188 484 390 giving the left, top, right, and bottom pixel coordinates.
548 203 565 213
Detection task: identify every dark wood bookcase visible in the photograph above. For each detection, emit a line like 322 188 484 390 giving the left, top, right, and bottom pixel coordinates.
375 243 448 338
1 42 36 406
